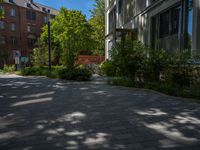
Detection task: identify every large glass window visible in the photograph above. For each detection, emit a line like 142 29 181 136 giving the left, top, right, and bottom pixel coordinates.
152 1 193 51
109 6 116 33
171 6 181 34
118 0 123 26
159 5 181 38
124 0 134 22
118 0 123 14
160 10 170 38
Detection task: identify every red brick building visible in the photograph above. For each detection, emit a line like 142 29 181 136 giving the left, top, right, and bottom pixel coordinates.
0 0 58 67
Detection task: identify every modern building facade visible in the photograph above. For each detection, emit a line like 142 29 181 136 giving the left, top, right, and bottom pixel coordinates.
105 0 199 59
0 0 58 67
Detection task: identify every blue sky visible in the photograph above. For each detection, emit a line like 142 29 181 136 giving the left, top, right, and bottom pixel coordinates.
34 0 95 19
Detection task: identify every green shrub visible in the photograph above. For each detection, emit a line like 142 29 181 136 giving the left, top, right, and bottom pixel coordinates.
58 68 73 79
21 67 31 76
21 66 91 81
189 84 200 99
100 60 116 77
58 67 91 81
21 66 48 76
3 64 15 73
105 37 200 99
110 77 135 87
46 70 58 78
73 67 92 81
168 67 191 87
144 49 169 81
110 38 147 79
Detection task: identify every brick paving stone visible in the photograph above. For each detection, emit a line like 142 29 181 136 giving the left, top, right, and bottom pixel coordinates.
0 75 199 150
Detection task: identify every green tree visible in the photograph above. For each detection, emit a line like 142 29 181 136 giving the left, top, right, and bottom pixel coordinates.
92 0 105 17
39 8 92 68
89 15 105 55
89 0 105 55
32 39 48 66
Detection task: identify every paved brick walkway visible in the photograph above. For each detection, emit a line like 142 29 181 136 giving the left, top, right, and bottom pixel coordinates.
0 75 200 150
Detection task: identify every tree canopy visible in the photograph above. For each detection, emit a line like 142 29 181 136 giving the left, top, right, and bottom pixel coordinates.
33 1 106 68
34 8 92 68
89 0 105 55
92 0 105 17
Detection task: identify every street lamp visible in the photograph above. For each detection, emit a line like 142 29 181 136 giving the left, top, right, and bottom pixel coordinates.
47 9 51 72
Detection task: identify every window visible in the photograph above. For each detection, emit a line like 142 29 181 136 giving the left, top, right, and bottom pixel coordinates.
124 0 134 22
0 21 5 30
32 12 36 20
10 23 16 31
118 0 123 14
159 5 181 38
0 6 5 19
31 26 36 32
160 10 170 38
42 7 46 12
10 8 16 17
26 10 31 20
9 0 14 3
26 2 31 8
27 38 36 48
109 6 116 33
26 10 36 20
11 37 17 46
171 6 181 34
27 26 36 33
0 5 5 13
0 36 6 44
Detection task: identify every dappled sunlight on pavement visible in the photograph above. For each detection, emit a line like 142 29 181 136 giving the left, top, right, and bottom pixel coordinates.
0 75 200 150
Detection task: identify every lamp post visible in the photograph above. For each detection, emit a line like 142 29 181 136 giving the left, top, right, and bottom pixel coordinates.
47 10 51 72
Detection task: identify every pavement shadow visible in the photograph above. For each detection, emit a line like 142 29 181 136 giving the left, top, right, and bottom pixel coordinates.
0 76 200 150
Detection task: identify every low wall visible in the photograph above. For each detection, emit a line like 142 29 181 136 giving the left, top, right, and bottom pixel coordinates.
76 55 105 65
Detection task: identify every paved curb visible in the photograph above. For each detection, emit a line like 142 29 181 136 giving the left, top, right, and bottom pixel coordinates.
109 84 200 103
10 74 200 102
